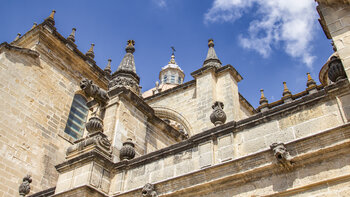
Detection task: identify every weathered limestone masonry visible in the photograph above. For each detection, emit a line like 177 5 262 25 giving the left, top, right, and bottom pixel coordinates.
317 0 350 82
144 41 254 135
106 79 350 196
0 12 108 196
3 1 350 196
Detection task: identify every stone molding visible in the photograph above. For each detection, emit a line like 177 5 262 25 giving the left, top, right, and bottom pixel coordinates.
108 87 188 141
190 64 243 83
28 187 55 197
143 80 196 101
53 185 108 197
0 42 40 58
113 79 349 171
14 22 109 87
114 123 350 196
65 131 112 160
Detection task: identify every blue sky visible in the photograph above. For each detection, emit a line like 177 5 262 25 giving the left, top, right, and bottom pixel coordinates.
0 0 333 108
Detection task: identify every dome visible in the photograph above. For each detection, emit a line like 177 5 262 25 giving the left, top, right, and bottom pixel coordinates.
159 53 185 85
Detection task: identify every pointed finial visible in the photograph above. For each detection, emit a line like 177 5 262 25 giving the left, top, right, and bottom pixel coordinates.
259 89 268 105
208 38 214 48
126 40 135 54
14 33 21 42
49 10 56 19
67 28 76 43
30 22 37 30
282 82 292 97
203 38 221 67
86 43 95 59
306 72 317 92
45 10 56 26
104 59 112 75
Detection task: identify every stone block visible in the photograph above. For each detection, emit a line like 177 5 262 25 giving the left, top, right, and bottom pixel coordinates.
243 120 279 141
163 165 175 179
278 105 324 130
90 163 103 188
100 170 110 193
240 137 267 155
264 127 295 146
294 113 341 138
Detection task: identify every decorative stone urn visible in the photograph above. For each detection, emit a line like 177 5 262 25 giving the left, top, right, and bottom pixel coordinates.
19 175 32 197
119 138 136 160
210 101 227 126
85 116 103 133
328 56 346 82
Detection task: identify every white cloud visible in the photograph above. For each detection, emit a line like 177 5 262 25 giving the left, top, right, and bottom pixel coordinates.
153 0 167 8
205 0 318 68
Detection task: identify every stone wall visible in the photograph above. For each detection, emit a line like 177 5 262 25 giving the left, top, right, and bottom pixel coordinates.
145 66 253 136
109 82 350 196
317 1 350 81
104 95 179 162
0 25 108 196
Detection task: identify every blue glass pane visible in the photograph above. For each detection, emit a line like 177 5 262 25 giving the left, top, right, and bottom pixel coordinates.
64 94 89 139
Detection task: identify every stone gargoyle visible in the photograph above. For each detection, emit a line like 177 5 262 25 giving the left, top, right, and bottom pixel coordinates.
80 78 109 105
270 143 294 169
142 183 158 197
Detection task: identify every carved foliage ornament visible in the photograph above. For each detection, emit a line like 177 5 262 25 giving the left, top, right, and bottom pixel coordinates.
119 138 136 161
85 116 104 133
328 56 346 82
210 101 227 126
108 76 138 90
142 183 158 197
19 175 32 197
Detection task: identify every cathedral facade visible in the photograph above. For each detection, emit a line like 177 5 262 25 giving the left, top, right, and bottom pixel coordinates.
1 0 350 196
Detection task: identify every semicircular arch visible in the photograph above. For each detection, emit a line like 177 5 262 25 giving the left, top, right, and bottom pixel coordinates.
152 106 193 137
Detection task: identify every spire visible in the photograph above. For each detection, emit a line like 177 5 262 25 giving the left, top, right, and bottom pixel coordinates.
109 40 140 95
86 43 95 59
306 72 316 89
282 82 292 97
117 40 136 73
203 38 222 68
104 59 112 75
30 22 37 30
67 28 76 43
259 89 269 112
259 89 268 105
306 72 317 93
45 10 56 26
14 33 21 42
49 9 56 19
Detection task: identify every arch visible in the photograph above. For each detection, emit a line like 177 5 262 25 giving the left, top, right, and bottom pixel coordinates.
152 106 193 137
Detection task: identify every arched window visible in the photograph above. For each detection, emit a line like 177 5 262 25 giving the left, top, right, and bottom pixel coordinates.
64 94 89 139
